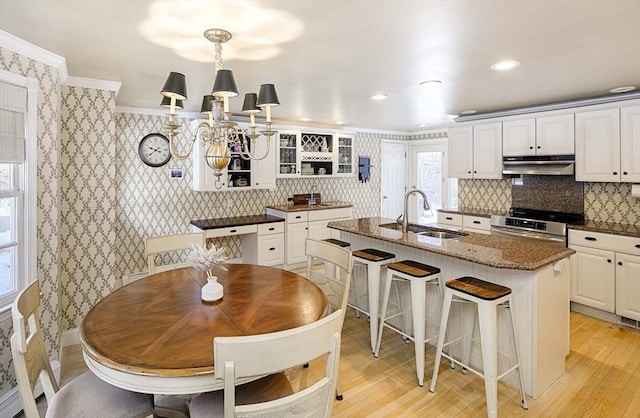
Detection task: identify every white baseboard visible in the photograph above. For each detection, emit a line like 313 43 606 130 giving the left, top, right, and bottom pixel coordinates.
0 361 60 418
61 328 80 347
570 302 618 323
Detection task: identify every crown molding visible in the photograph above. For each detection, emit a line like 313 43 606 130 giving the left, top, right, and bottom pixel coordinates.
65 76 122 96
116 105 201 118
0 29 67 83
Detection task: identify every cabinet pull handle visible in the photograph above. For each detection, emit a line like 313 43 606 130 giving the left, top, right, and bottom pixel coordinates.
268 227 275 231
269 247 276 251
584 236 597 241
295 216 302 219
230 229 237 233
473 220 481 224
446 217 453 220
636 244 640 249
618 261 623 266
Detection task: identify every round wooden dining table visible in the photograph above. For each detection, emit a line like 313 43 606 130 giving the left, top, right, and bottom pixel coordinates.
80 264 328 395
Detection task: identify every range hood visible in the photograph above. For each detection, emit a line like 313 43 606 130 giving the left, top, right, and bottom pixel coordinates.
503 155 575 176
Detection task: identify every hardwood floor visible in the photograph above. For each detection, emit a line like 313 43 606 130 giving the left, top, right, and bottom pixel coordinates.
52 309 640 417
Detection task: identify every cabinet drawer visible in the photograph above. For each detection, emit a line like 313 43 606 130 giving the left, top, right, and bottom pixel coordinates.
258 222 284 235
258 234 284 266
307 207 353 221
204 224 257 238
437 212 463 227
286 211 308 223
463 215 491 231
569 230 640 256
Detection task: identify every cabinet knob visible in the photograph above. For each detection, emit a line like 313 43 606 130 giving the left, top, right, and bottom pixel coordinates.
618 261 623 266
623 171 628 175
473 170 477 174
468 171 472 174
613 172 618 175
607 259 612 263
537 146 541 149
529 146 534 149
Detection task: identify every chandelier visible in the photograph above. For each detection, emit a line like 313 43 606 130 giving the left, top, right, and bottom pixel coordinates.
160 28 279 187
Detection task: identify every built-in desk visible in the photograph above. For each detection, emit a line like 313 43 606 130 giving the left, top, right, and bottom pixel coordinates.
190 215 285 266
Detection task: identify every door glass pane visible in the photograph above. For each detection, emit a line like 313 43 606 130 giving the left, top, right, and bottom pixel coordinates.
415 151 441 224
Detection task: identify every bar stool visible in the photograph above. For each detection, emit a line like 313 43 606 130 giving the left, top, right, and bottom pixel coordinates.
374 260 442 387
429 276 528 418
352 248 396 352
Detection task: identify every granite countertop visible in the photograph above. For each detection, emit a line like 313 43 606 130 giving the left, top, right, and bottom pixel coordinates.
328 217 575 271
266 201 353 213
191 214 284 230
568 221 640 239
438 208 508 218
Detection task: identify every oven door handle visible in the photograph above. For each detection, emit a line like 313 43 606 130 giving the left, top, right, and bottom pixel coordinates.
491 226 566 244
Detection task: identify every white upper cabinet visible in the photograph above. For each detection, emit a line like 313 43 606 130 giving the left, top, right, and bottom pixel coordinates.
472 122 503 179
575 108 621 182
503 114 574 156
251 133 276 189
502 118 535 156
620 105 640 182
536 114 575 155
447 126 474 179
276 130 354 178
448 123 502 179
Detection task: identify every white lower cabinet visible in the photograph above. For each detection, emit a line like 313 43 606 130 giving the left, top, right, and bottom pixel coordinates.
266 206 353 267
569 229 640 320
615 252 640 321
239 222 284 266
569 246 615 312
438 212 490 235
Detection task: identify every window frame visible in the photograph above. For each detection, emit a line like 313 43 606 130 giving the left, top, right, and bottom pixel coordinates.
0 70 38 320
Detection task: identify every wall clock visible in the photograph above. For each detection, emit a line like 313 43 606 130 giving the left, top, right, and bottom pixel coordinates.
138 133 171 167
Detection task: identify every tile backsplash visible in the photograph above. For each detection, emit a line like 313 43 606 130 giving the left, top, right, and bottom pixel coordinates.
511 176 584 213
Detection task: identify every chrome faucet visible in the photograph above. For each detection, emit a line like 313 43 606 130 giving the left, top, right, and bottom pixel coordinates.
397 189 430 233
308 185 318 205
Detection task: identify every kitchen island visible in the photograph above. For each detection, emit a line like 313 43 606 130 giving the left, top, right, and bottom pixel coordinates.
328 217 575 398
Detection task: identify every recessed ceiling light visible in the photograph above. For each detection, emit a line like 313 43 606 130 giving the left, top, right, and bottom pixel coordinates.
418 80 442 87
461 110 478 115
609 86 636 93
335 121 345 125
417 124 428 128
370 93 389 100
300 117 311 122
490 60 520 71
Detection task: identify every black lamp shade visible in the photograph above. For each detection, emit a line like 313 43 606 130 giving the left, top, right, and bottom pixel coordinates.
161 72 187 100
200 95 215 114
257 84 280 107
212 69 239 98
241 93 261 114
160 96 183 109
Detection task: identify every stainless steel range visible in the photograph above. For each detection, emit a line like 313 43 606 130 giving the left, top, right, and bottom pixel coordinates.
490 208 584 247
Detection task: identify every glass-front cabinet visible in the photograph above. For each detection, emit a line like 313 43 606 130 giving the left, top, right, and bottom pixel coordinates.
276 130 354 178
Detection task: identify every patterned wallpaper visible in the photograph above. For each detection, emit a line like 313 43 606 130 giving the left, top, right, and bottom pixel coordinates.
585 182 640 225
115 112 397 278
59 86 118 330
0 47 61 396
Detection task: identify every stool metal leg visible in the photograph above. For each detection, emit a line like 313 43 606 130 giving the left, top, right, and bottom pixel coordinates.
367 262 383 352
410 277 428 386
477 301 499 418
429 288 453 393
373 269 395 358
461 301 476 374
505 301 528 410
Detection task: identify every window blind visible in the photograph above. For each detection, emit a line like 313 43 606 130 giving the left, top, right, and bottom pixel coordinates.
0 81 27 163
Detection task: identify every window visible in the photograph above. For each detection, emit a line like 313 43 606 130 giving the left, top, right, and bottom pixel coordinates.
0 71 37 316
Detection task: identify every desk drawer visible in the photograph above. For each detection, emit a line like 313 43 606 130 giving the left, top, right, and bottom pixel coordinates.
204 224 257 238
258 222 285 235
258 234 284 266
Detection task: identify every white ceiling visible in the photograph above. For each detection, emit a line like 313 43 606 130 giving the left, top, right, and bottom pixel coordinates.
1 0 639 132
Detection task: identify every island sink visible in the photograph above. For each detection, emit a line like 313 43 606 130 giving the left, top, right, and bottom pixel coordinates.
378 222 467 239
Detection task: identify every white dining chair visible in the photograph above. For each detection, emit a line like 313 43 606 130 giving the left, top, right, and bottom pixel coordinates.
145 232 205 276
10 280 154 418
189 309 344 418
304 238 353 400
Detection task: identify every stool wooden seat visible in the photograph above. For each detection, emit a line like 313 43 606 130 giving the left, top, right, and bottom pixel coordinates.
374 259 442 386
351 248 396 351
353 248 395 262
430 276 528 418
446 276 511 300
322 238 351 248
